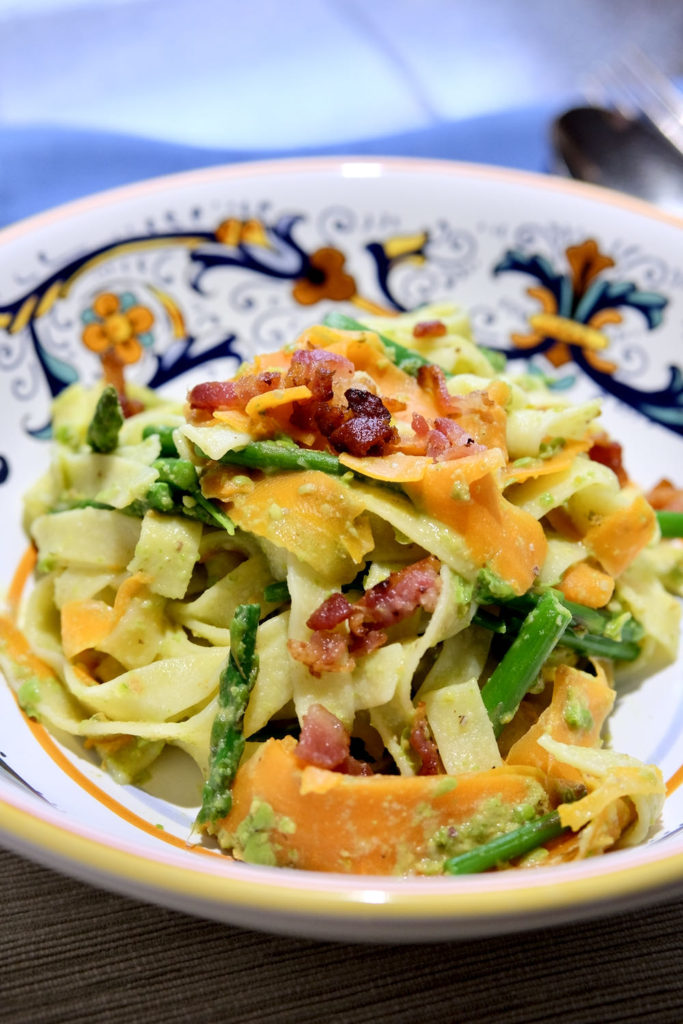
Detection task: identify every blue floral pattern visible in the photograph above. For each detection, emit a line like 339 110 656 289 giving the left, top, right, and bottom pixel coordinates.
0 204 680 488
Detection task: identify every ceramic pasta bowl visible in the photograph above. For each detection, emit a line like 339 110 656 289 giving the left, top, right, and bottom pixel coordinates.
0 157 682 941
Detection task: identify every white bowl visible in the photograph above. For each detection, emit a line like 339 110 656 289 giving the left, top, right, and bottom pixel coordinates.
1 156 682 941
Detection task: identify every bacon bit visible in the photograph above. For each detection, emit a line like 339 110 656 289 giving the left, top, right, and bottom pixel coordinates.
415 365 507 450
306 592 353 631
409 702 443 775
287 631 354 676
428 418 483 461
352 555 442 629
327 388 397 457
413 319 447 339
296 703 350 769
416 364 461 414
284 348 354 401
341 755 374 776
289 556 442 674
646 478 683 512
188 371 282 412
588 436 628 486
393 413 482 462
412 412 430 437
296 703 374 775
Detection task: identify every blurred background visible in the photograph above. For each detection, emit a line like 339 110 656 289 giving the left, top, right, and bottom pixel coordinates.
0 0 682 225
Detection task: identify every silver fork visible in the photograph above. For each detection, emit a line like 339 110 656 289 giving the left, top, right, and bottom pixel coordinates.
584 48 683 158
0 755 49 803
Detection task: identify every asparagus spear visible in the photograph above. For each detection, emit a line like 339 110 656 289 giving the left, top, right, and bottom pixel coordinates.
196 603 261 826
656 511 683 538
481 591 572 737
219 440 345 476
443 810 567 874
86 385 124 453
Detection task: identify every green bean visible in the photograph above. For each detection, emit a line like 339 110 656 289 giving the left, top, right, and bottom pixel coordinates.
220 441 345 476
471 609 507 634
656 511 683 538
142 424 179 457
481 591 572 737
144 481 177 513
152 457 199 491
263 580 291 604
557 630 641 662
443 811 567 874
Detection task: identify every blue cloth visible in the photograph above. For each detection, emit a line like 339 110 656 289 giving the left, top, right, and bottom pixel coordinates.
0 103 559 228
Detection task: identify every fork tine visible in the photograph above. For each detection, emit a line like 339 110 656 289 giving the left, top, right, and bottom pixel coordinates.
585 49 683 157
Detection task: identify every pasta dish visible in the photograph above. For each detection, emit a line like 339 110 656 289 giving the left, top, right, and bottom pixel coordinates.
2 304 681 875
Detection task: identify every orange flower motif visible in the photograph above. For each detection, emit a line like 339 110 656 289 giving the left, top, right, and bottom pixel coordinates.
215 217 270 248
292 248 357 306
82 292 154 365
566 239 615 297
507 240 620 372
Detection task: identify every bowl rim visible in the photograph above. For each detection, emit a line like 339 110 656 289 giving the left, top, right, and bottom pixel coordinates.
2 784 683 929
1 153 683 935
1 154 682 248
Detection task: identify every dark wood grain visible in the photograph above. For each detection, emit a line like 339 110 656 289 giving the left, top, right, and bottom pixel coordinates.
1 846 683 1024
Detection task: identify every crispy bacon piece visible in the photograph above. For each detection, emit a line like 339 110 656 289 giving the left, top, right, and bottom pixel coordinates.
416 364 462 415
417 365 498 422
295 703 374 775
291 556 443 674
284 348 354 401
413 319 447 339
287 631 354 676
409 702 443 776
296 703 350 769
588 436 628 486
326 387 398 457
412 412 430 437
427 417 483 461
306 592 353 631
391 413 482 461
350 555 442 631
415 365 507 450
647 478 683 512
188 371 282 411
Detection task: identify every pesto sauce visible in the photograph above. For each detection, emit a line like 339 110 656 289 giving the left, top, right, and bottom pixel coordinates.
230 798 296 866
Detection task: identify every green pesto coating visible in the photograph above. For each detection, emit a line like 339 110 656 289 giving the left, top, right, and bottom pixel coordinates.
196 603 261 826
152 457 199 491
323 310 447 378
85 386 124 454
481 590 572 737
443 810 567 874
220 440 345 476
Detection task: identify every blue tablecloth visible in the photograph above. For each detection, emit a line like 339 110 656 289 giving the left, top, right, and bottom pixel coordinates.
0 103 560 228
